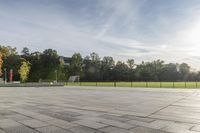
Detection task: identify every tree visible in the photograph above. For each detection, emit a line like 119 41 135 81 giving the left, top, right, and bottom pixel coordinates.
135 62 154 81
18 60 31 82
21 47 30 57
152 60 165 81
101 56 115 81
160 63 179 81
127 59 135 69
102 56 115 69
40 49 60 80
1 45 200 82
134 60 164 81
90 52 100 62
28 52 42 81
0 45 17 58
179 63 190 81
57 59 67 81
70 53 83 76
3 54 21 81
0 53 3 76
112 61 129 81
82 52 101 81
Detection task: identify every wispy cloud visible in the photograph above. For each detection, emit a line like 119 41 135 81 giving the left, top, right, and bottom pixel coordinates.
0 0 200 69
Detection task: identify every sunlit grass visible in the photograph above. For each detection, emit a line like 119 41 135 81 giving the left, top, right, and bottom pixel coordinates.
66 81 200 88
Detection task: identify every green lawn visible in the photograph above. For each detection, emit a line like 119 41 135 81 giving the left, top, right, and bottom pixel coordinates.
65 82 200 88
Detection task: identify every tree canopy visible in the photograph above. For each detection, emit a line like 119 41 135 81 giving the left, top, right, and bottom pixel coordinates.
0 45 199 82
18 60 30 82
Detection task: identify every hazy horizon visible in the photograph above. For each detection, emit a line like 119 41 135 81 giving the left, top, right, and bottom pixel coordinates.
1 0 200 69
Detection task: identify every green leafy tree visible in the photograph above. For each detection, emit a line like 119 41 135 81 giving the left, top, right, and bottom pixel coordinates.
0 45 17 58
160 63 179 81
3 54 21 81
82 52 102 81
21 47 30 60
70 53 83 76
179 63 190 81
112 61 129 81
101 56 115 81
28 52 42 81
127 59 135 69
0 53 3 76
90 52 100 62
18 61 31 82
40 49 60 80
57 59 67 81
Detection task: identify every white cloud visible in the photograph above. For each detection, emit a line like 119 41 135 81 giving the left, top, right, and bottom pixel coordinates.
1 0 200 69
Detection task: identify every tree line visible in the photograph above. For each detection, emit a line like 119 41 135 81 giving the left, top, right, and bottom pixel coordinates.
0 45 199 82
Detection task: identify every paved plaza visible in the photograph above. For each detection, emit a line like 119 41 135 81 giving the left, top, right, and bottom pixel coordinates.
0 87 200 133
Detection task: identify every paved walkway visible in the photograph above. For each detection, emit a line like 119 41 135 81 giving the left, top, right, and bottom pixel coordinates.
0 87 200 133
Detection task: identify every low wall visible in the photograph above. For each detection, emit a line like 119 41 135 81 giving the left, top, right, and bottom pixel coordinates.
0 82 65 87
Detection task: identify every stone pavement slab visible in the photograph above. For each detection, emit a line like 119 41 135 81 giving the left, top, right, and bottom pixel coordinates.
130 126 169 133
0 86 199 133
18 119 49 128
5 114 31 121
191 125 200 132
69 125 105 133
47 118 77 129
73 119 108 129
100 126 134 133
36 126 73 133
0 129 6 133
0 119 21 128
4 125 40 133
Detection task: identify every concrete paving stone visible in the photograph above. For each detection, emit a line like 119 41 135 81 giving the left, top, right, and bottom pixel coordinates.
0 87 200 132
130 126 169 133
100 126 135 133
0 129 6 133
99 114 131 122
150 114 200 124
0 119 21 129
0 115 5 120
74 115 106 122
0 110 15 116
128 119 174 129
162 127 198 133
38 110 57 116
161 122 196 133
73 119 108 129
149 120 175 129
19 119 49 128
5 114 31 121
72 110 104 117
39 111 79 122
10 108 37 116
57 111 81 117
98 118 136 129
37 125 73 133
11 108 54 121
69 125 105 133
121 115 155 122
152 105 200 120
47 118 77 129
189 125 200 132
53 113 79 122
5 125 40 133
21 105 42 112
31 114 55 121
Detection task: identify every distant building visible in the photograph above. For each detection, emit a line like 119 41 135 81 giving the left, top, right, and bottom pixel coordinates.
59 56 71 66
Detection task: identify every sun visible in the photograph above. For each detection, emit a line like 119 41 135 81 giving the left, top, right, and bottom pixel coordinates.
175 18 200 56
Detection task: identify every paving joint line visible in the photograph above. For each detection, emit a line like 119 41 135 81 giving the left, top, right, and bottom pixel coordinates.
147 90 197 118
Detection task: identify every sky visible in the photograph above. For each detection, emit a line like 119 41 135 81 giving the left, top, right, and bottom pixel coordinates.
1 0 200 69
